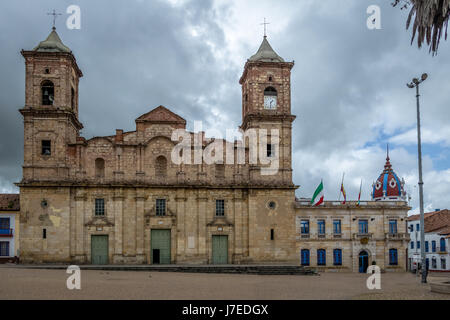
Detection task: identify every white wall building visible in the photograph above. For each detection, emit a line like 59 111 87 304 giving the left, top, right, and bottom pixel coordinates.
0 194 20 262
407 209 449 272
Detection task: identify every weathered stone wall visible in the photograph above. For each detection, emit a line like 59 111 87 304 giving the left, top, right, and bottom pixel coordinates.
19 187 72 263
19 185 298 264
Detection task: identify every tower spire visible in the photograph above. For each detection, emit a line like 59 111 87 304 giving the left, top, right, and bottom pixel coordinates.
384 143 392 171
47 9 62 30
386 143 390 160
260 18 270 38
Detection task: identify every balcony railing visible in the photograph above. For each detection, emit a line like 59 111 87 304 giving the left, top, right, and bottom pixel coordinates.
0 228 13 237
385 233 408 240
353 233 372 240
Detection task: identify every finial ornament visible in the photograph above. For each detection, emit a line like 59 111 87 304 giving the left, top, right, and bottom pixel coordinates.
47 9 62 29
260 18 270 37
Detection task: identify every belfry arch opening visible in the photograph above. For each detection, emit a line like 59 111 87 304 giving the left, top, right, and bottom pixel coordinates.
264 86 277 96
41 80 54 105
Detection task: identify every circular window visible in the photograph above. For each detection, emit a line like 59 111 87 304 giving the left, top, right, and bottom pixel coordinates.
41 199 48 208
375 181 382 190
268 201 276 210
389 178 397 188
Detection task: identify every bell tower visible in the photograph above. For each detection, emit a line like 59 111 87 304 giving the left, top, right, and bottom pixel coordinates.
239 36 295 185
20 27 83 181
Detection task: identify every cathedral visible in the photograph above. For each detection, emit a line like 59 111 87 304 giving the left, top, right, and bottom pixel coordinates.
16 27 410 272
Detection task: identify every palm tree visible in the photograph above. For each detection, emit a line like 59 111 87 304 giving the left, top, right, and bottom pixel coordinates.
393 0 450 55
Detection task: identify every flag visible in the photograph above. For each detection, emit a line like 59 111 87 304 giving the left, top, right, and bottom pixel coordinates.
357 179 362 206
340 181 346 204
311 180 324 206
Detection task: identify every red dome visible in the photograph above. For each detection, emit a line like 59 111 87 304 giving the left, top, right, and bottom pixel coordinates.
372 151 405 201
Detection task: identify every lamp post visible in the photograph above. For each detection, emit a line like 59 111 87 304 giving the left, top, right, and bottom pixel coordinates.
407 73 428 283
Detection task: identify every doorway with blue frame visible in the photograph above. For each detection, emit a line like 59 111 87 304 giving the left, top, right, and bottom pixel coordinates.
359 250 369 273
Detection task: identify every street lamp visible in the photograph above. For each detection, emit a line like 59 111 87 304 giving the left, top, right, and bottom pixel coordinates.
407 73 428 284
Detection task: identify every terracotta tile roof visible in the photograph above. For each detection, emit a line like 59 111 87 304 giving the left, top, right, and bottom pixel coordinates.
423 209 450 233
0 194 19 211
437 225 450 236
407 211 436 221
407 209 450 235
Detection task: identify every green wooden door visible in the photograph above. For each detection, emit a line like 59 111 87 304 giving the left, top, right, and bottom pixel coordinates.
91 235 108 265
151 229 171 264
212 235 228 264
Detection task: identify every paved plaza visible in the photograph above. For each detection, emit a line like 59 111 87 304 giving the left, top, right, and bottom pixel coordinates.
0 266 449 300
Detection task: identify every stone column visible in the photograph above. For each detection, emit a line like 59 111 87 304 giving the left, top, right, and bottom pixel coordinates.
136 189 146 263
113 190 124 263
233 189 243 263
74 190 86 263
175 189 186 262
197 192 208 261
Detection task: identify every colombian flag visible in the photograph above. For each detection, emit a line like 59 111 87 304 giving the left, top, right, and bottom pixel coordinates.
340 182 346 204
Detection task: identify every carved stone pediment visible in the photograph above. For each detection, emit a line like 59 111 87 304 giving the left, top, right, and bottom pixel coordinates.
207 217 233 227
85 216 114 227
144 206 176 225
144 205 176 218
136 105 186 124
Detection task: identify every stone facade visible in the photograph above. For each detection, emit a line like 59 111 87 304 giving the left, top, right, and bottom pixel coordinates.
295 200 409 272
16 30 410 271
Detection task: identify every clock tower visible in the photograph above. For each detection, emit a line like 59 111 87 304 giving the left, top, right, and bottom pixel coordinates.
239 36 295 185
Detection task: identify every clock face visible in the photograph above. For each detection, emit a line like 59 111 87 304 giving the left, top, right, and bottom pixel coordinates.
264 96 277 109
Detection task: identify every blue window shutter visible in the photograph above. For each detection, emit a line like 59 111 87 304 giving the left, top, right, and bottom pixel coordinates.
389 249 398 265
317 249 326 266
301 249 310 266
333 249 342 265
440 238 446 252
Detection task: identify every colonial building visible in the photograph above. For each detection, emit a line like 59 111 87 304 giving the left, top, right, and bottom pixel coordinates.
407 209 450 272
295 154 410 272
0 194 20 263
17 28 410 271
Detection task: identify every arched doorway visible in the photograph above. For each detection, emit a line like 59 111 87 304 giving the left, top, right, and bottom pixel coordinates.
359 250 369 273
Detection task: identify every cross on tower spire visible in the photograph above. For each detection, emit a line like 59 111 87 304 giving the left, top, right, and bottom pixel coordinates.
47 9 62 30
260 18 270 38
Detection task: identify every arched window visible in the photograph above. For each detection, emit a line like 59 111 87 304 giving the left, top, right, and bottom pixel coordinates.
317 249 326 266
333 249 342 266
264 86 277 96
389 248 398 265
440 237 446 252
95 158 105 178
41 80 54 105
301 249 310 266
215 164 225 179
155 156 167 178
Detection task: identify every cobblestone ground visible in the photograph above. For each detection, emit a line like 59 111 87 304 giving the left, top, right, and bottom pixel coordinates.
0 267 448 300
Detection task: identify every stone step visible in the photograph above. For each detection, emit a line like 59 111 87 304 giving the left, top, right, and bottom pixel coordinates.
10 264 319 275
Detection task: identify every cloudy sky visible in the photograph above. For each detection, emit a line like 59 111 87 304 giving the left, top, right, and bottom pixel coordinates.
0 0 449 214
